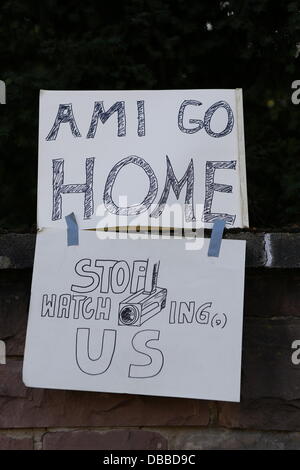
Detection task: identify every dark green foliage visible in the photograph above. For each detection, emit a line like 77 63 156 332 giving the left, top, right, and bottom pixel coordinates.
0 0 299 230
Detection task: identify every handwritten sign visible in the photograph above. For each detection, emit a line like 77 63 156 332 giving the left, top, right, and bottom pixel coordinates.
37 89 248 230
23 232 246 402
24 89 248 401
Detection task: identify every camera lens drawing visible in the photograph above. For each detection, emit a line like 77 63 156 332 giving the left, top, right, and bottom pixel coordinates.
118 261 167 327
119 305 140 325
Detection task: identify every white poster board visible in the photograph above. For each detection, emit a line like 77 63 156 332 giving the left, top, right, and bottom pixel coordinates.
37 89 248 230
23 232 246 402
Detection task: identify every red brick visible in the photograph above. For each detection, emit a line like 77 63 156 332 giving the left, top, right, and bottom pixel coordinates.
218 399 300 431
0 270 31 356
43 429 167 450
0 360 209 428
244 271 300 317
241 318 300 401
169 428 300 450
0 434 33 450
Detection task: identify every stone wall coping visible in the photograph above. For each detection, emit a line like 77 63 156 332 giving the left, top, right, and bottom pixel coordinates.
0 232 299 270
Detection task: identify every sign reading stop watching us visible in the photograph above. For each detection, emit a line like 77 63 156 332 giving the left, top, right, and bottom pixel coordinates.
23 232 246 402
23 89 248 402
37 89 248 230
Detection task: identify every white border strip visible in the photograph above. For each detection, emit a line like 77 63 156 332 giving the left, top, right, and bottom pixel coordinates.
235 88 249 227
0 81 6 104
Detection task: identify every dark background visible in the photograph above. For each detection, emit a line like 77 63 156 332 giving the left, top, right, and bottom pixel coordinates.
0 0 299 231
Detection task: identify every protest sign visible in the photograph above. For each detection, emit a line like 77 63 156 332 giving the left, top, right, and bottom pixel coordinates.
23 232 246 402
37 89 248 230
24 88 248 401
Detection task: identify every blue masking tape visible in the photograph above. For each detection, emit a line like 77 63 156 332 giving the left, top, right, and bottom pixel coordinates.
65 212 79 246
208 219 226 257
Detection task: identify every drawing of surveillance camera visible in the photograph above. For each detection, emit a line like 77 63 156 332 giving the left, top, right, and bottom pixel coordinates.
118 261 167 327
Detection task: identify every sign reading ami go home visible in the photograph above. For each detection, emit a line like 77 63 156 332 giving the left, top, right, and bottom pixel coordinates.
37 89 248 229
23 89 248 402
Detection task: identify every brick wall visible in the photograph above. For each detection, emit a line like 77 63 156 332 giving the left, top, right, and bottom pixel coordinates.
1 233 300 450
